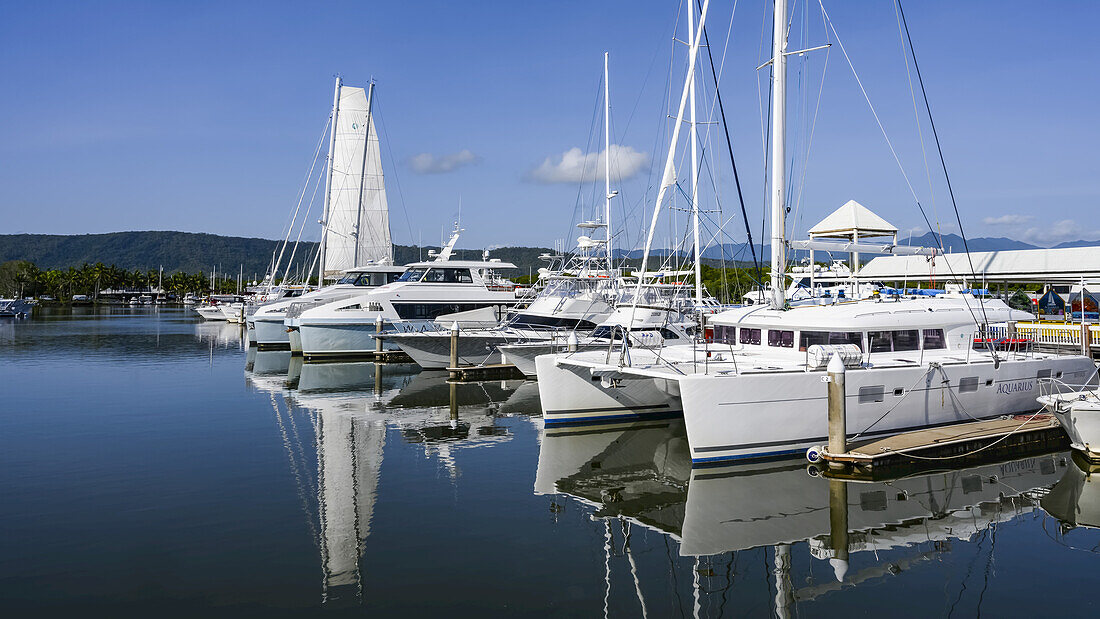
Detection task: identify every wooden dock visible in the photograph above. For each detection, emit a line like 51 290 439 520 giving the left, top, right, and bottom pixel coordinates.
448 363 525 382
819 414 1069 480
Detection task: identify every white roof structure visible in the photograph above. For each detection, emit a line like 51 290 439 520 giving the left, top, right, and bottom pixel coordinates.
822 246 1100 283
807 200 898 239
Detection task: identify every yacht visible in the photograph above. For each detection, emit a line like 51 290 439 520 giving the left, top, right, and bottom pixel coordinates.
294 226 520 359
249 264 404 349
534 0 1097 466
0 298 33 318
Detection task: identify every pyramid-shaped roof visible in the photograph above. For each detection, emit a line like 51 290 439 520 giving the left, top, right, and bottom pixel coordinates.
807 200 898 238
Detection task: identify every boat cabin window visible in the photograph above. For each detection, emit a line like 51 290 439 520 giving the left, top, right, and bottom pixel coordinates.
868 330 920 353
768 329 794 348
739 327 761 345
798 331 863 351
713 325 736 344
422 268 474 284
922 329 946 350
396 268 428 283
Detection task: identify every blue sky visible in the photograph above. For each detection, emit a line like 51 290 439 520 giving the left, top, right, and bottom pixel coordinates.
1 1 1097 250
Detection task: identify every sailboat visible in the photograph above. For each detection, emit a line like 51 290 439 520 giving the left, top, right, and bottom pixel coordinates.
534 0 1097 464
249 78 405 349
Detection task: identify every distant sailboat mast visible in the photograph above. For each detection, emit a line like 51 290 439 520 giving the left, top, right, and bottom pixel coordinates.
688 2 702 305
603 52 616 279
318 76 343 284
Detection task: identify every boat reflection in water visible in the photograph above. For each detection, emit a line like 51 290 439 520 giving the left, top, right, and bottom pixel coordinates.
195 320 245 350
245 360 536 606
1041 454 1100 533
536 418 1072 614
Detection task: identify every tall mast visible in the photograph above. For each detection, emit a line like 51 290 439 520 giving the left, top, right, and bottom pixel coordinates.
353 81 376 268
634 0 710 307
318 76 343 284
689 3 702 304
603 52 615 277
769 0 789 309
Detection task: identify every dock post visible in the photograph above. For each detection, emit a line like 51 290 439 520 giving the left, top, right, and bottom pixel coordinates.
827 353 847 468
449 381 458 421
449 321 460 370
1082 321 1091 357
567 331 578 352
374 315 383 354
828 478 849 582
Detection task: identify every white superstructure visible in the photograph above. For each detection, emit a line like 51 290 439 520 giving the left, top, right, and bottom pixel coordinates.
294 227 519 359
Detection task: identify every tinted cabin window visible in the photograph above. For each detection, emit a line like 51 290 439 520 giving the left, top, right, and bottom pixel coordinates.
799 331 829 351
799 331 863 351
868 331 893 353
893 330 920 352
923 329 946 350
768 329 794 348
714 325 736 344
422 268 474 284
959 376 979 393
739 328 761 345
831 331 863 350
396 268 427 282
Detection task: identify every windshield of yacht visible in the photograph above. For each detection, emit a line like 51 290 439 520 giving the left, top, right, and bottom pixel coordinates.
395 268 428 283
421 268 473 284
336 272 362 285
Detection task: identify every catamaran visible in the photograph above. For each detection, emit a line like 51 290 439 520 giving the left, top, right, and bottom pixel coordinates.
534 0 1097 465
247 77 405 348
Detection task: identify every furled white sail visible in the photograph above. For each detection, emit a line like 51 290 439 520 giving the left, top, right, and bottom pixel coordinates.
321 83 392 279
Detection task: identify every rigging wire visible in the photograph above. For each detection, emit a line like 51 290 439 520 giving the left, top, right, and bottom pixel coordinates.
695 0 758 276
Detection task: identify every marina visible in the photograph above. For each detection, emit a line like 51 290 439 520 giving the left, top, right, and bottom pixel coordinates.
3 308 1100 615
5 0 1100 614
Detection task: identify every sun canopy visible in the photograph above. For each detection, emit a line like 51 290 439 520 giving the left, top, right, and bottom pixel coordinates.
807 200 898 239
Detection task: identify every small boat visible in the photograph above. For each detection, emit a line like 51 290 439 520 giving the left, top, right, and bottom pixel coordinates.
0 298 33 318
1039 388 1100 461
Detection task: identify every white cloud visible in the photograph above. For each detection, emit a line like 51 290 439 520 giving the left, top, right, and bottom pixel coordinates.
526 145 649 184
408 149 479 174
1016 219 1100 246
983 214 1034 225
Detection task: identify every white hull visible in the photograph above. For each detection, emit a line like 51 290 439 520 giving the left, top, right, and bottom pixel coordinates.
386 332 509 369
195 306 228 321
535 354 682 425
253 316 291 347
1043 391 1100 459
298 320 409 359
680 356 1097 465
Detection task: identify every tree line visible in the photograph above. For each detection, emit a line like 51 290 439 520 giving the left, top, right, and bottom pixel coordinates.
0 260 255 300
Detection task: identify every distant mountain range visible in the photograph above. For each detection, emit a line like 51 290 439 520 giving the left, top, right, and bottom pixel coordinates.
0 232 557 278
2 230 1097 277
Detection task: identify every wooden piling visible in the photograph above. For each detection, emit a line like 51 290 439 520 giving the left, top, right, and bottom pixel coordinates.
827 354 847 468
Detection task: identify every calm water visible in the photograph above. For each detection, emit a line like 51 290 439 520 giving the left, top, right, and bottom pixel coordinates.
2 308 1099 616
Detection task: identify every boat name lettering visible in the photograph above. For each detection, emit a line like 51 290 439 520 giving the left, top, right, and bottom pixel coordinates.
996 380 1033 395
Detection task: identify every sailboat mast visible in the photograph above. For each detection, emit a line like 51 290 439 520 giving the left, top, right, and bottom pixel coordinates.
769 0 789 309
353 81 376 268
634 0 710 304
689 4 702 304
318 76 343 285
603 52 614 276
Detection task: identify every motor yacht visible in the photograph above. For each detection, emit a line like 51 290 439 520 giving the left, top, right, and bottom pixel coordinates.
294 227 520 359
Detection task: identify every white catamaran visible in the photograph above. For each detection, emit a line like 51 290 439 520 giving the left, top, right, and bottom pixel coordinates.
534 0 1097 465
248 77 404 349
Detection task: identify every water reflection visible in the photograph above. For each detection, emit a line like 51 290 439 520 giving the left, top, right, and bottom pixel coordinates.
245 361 536 607
535 418 1073 614
1042 455 1100 533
